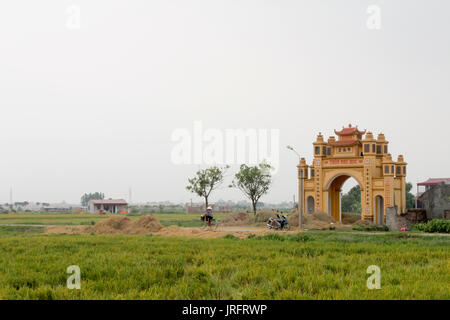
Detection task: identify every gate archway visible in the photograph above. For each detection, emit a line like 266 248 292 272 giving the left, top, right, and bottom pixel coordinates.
297 124 408 223
326 174 362 222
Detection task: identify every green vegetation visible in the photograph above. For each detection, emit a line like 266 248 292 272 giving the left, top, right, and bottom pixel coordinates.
341 185 361 213
341 182 416 213
80 192 104 206
414 219 450 233
352 224 389 232
0 230 448 299
232 162 273 215
186 166 229 210
0 226 44 237
406 182 415 209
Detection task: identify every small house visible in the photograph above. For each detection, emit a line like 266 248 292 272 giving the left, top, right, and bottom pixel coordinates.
88 199 128 214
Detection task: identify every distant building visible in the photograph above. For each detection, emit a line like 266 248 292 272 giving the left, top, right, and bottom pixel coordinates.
88 199 128 214
417 178 450 192
416 179 450 220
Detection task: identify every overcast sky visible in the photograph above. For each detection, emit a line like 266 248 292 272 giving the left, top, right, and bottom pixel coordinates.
0 0 449 204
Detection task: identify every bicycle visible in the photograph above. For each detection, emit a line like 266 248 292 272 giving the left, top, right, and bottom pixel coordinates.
200 215 221 231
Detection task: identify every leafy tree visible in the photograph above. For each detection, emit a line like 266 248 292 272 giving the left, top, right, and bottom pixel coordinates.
186 166 228 211
406 182 415 209
341 185 361 213
232 162 273 215
81 192 104 206
341 182 416 213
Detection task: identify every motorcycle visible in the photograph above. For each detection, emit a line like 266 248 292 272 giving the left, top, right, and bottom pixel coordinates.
267 214 290 230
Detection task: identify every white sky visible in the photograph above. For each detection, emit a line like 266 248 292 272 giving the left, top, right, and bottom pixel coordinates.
0 0 449 204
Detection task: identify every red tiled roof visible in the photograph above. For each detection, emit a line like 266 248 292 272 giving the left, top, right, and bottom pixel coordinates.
90 199 128 205
417 178 450 186
328 140 360 147
334 126 366 136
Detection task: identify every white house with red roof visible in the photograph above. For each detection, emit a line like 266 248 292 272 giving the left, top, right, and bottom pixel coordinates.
88 199 128 214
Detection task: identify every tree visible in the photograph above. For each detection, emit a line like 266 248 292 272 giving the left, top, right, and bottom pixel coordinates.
81 192 104 206
232 162 273 215
186 166 228 211
406 182 415 209
341 185 361 213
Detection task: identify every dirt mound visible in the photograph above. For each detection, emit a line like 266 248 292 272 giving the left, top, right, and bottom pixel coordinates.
253 210 277 223
93 216 133 234
310 212 335 223
46 225 92 235
288 211 338 230
352 219 374 226
223 212 250 226
129 215 163 233
52 215 165 235
342 213 361 225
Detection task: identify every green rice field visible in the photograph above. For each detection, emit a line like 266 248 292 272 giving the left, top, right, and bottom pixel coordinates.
0 217 448 300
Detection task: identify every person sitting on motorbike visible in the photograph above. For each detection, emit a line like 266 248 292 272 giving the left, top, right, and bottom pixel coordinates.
203 206 213 226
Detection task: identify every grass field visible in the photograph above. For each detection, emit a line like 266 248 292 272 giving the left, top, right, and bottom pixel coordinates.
0 224 448 299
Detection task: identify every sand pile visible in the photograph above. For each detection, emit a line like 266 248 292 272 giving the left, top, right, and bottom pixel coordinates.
253 210 277 223
341 213 361 224
223 212 251 226
128 215 163 233
46 215 164 235
92 216 133 234
288 211 340 230
46 225 92 235
352 219 374 226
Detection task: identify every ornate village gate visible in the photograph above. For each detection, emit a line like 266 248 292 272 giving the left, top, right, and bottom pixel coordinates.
297 124 407 224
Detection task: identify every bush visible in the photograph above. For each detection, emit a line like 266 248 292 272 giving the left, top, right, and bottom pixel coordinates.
223 234 239 240
413 223 426 232
413 220 450 233
352 224 389 232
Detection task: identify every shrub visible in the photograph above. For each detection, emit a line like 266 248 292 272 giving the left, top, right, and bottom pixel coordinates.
352 224 389 232
413 223 426 232
224 234 239 240
414 220 450 233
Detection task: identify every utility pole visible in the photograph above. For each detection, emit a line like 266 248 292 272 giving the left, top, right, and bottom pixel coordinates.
287 145 303 229
415 180 418 209
300 168 303 228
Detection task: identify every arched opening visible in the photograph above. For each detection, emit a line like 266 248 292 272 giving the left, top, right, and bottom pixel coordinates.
326 174 362 222
374 195 384 225
306 196 314 214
